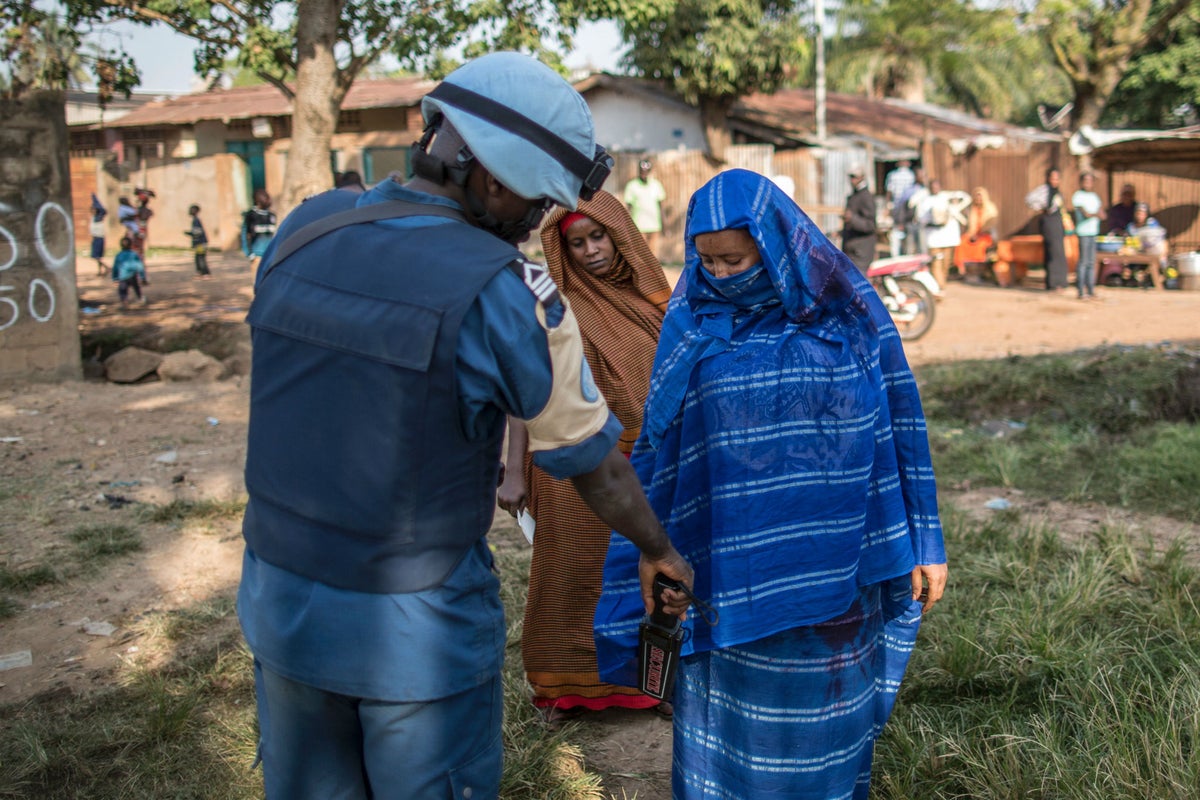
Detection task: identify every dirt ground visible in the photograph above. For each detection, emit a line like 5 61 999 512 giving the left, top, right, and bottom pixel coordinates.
2 250 1199 799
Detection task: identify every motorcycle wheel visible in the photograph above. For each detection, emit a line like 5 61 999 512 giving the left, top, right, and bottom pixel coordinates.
886 276 936 340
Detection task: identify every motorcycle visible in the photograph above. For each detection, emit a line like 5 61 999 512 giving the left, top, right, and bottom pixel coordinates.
867 254 939 341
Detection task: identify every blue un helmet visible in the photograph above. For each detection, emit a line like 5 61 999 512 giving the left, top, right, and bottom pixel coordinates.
416 52 612 238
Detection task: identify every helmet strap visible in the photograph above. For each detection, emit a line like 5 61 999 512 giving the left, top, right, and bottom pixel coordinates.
411 113 549 244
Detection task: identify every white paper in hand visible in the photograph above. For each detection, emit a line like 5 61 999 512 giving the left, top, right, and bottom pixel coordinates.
517 509 536 544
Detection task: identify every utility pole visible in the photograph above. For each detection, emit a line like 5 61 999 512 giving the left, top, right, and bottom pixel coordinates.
814 0 826 143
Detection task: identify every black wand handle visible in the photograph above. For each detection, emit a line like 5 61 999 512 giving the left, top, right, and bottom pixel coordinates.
650 573 683 629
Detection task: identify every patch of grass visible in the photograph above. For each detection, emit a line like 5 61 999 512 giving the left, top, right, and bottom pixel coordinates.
919 345 1199 434
0 596 21 619
495 541 608 799
131 597 237 643
139 498 247 525
873 507 1200 799
67 524 142 560
0 563 59 591
923 346 1200 521
0 629 260 800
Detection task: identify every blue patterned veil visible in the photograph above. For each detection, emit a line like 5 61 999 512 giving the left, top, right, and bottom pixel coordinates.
643 168 873 447
596 169 941 691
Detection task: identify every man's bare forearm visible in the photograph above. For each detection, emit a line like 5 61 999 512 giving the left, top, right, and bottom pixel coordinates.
570 447 671 559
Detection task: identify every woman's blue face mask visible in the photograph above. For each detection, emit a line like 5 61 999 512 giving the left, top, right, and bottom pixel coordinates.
700 261 777 308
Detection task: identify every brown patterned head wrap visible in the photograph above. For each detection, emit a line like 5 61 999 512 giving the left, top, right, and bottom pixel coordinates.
539 189 672 452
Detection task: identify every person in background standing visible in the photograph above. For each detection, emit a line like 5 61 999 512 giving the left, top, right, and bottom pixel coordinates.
111 236 147 307
185 204 210 279
917 178 970 289
118 196 140 247
841 165 877 273
885 159 915 206
242 189 278 267
898 167 929 255
1106 183 1137 234
134 188 155 259
1071 172 1103 300
89 193 107 276
1036 167 1070 291
623 158 666 258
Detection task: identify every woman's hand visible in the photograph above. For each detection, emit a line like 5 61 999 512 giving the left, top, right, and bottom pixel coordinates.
912 563 948 612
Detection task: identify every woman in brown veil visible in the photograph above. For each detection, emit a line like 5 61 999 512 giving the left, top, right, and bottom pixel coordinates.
499 189 672 724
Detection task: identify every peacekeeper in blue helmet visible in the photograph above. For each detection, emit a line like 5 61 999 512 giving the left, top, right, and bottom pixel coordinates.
237 51 694 800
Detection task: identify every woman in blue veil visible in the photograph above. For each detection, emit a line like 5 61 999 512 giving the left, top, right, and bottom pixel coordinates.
595 169 948 799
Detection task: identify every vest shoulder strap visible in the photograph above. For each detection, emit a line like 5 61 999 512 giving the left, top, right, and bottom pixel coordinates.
264 193 561 307
264 198 469 278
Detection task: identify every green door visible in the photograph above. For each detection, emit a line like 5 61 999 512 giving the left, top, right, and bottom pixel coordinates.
226 140 267 196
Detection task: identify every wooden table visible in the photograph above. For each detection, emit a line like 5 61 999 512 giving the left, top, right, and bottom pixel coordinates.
991 235 1080 288
1094 252 1158 286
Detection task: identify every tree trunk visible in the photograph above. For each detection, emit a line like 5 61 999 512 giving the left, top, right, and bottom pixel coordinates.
700 96 734 163
1068 57 1129 131
279 0 347 213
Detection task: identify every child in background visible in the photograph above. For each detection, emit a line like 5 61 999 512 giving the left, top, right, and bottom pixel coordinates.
89 193 107 276
185 204 210 278
241 189 277 267
111 236 147 307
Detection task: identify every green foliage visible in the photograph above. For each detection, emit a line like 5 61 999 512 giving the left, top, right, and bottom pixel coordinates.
1032 0 1200 128
611 0 806 106
1105 10 1200 127
0 3 139 100
84 0 588 90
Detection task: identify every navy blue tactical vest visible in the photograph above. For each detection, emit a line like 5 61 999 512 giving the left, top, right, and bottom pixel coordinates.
243 190 519 593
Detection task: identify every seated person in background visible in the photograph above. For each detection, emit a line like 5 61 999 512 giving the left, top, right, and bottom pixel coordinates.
1125 202 1167 289
954 186 998 277
1106 183 1137 233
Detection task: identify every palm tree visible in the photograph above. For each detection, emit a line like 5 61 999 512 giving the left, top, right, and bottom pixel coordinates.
826 0 1068 122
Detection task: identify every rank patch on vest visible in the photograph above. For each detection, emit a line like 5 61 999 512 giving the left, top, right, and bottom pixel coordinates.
512 258 560 307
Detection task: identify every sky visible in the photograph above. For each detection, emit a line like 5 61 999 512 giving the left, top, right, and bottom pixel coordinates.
85 19 626 96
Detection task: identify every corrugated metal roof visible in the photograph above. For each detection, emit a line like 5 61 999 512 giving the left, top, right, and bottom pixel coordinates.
733 88 1059 148
1070 124 1200 161
105 77 435 128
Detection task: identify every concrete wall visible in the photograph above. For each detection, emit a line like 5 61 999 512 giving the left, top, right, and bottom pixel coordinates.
0 91 81 382
74 154 251 253
588 88 707 154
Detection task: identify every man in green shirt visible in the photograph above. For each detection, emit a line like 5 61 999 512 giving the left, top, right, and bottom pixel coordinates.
623 159 667 258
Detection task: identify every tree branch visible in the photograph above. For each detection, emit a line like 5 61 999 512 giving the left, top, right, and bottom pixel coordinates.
256 69 295 101
100 1 237 49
